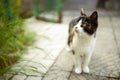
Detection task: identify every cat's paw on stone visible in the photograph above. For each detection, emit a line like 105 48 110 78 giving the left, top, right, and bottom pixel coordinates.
83 66 90 73
74 68 82 74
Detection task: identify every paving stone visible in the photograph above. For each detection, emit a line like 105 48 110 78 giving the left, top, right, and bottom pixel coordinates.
12 75 26 80
89 17 120 77
69 73 117 80
9 61 29 74
111 17 120 52
26 76 42 80
42 48 74 80
23 48 45 60
21 59 54 75
1 74 14 80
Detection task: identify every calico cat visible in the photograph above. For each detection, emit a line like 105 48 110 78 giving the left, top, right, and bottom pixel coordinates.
67 8 98 74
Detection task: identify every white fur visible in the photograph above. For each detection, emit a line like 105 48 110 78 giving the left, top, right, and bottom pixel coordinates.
70 20 96 74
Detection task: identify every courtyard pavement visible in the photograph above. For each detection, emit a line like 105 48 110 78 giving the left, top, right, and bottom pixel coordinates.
1 10 120 80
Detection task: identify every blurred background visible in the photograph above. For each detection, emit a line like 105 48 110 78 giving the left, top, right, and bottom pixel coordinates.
1 0 120 23
64 0 120 10
0 0 120 79
20 0 120 22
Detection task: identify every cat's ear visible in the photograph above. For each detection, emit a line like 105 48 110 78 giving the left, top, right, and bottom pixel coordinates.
90 11 98 21
81 8 86 16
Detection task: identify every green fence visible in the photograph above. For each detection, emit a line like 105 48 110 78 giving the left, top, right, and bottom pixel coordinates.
33 0 63 23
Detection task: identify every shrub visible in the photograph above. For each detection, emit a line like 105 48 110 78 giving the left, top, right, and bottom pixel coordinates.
0 0 35 74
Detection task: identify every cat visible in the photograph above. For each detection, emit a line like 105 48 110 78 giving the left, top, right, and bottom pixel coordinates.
67 8 98 74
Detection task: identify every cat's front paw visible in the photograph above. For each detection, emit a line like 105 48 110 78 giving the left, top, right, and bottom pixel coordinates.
74 68 82 74
83 66 90 73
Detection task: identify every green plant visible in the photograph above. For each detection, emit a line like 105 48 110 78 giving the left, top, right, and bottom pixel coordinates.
0 0 35 75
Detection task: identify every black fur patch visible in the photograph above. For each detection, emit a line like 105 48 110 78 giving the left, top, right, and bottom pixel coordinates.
81 17 98 35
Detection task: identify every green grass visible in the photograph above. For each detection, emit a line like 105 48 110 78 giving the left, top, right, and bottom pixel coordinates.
0 0 36 75
0 22 35 75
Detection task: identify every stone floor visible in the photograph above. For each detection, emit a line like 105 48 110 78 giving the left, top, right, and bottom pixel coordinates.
1 10 120 80
1 18 68 80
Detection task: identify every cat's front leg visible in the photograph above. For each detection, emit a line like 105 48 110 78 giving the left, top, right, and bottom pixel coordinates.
82 53 92 73
73 53 82 74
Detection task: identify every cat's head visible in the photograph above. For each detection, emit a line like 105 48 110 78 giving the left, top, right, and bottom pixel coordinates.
74 8 98 36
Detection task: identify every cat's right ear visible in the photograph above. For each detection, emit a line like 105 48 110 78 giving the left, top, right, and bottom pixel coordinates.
81 8 86 16
90 11 98 21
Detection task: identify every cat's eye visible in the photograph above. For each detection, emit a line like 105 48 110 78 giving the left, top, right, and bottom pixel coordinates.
83 24 86 27
81 23 86 27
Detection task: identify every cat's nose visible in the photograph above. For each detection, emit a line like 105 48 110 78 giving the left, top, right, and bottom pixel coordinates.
75 27 79 32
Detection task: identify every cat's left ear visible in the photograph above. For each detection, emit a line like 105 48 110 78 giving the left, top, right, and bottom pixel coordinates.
90 11 98 21
81 8 86 16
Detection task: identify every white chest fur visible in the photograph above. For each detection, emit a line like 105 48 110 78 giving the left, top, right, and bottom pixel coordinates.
71 33 96 74
72 33 96 56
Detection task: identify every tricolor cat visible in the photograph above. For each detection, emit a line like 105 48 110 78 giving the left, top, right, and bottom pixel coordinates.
67 8 98 74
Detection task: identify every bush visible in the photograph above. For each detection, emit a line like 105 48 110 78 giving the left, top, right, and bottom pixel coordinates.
0 0 35 74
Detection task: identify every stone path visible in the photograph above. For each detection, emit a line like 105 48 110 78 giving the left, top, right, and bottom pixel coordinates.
1 11 120 80
2 18 68 80
43 11 120 80
42 15 120 80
